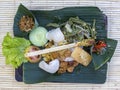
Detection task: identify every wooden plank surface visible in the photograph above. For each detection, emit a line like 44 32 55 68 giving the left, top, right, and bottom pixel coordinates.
0 0 120 90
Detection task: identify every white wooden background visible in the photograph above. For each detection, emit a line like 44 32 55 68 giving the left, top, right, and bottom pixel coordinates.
0 0 120 90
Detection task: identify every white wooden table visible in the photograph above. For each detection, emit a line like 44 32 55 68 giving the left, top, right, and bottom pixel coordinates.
0 0 120 90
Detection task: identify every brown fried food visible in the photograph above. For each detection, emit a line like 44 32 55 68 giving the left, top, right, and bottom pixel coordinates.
60 61 68 68
58 55 66 61
42 41 79 74
19 16 34 32
71 47 92 66
45 41 54 48
42 49 72 62
57 68 66 74
42 52 59 62
67 66 74 73
57 61 68 74
67 61 79 72
58 49 72 61
73 61 79 67
57 61 79 74
42 41 60 61
64 50 72 57
51 52 59 59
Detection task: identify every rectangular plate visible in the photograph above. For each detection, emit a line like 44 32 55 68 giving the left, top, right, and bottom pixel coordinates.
14 6 108 84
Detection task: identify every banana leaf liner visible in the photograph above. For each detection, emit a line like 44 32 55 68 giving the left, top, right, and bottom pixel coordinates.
13 4 117 84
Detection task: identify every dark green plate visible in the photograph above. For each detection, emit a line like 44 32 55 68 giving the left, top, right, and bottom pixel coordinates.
13 4 117 84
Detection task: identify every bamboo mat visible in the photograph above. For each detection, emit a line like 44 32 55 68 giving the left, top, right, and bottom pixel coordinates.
0 0 120 90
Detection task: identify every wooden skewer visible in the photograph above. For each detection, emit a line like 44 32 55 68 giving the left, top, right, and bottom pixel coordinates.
25 39 95 57
25 43 76 57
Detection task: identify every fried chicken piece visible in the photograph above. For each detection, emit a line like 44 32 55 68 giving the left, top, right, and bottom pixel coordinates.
58 61 68 74
57 61 79 74
64 50 72 57
67 66 74 73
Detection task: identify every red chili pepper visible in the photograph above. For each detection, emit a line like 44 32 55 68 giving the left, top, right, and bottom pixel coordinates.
92 40 107 53
98 41 106 47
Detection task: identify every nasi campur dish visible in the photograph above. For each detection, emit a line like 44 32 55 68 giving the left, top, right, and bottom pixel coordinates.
2 5 117 80
2 15 107 74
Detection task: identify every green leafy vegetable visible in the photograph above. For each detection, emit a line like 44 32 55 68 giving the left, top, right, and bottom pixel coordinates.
2 32 31 68
47 23 60 28
47 17 96 43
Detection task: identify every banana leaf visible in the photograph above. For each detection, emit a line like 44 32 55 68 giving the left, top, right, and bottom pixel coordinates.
13 4 117 84
92 39 117 70
13 4 38 39
23 61 107 84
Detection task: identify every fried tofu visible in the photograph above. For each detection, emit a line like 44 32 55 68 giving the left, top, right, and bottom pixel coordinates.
71 47 92 66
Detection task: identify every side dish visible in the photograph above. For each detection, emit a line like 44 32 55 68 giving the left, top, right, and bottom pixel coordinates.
19 15 35 32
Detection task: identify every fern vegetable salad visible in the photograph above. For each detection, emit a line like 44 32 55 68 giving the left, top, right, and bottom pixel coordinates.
2 4 117 83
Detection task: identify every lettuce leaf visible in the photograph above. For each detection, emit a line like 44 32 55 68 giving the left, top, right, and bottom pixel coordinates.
2 32 31 68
